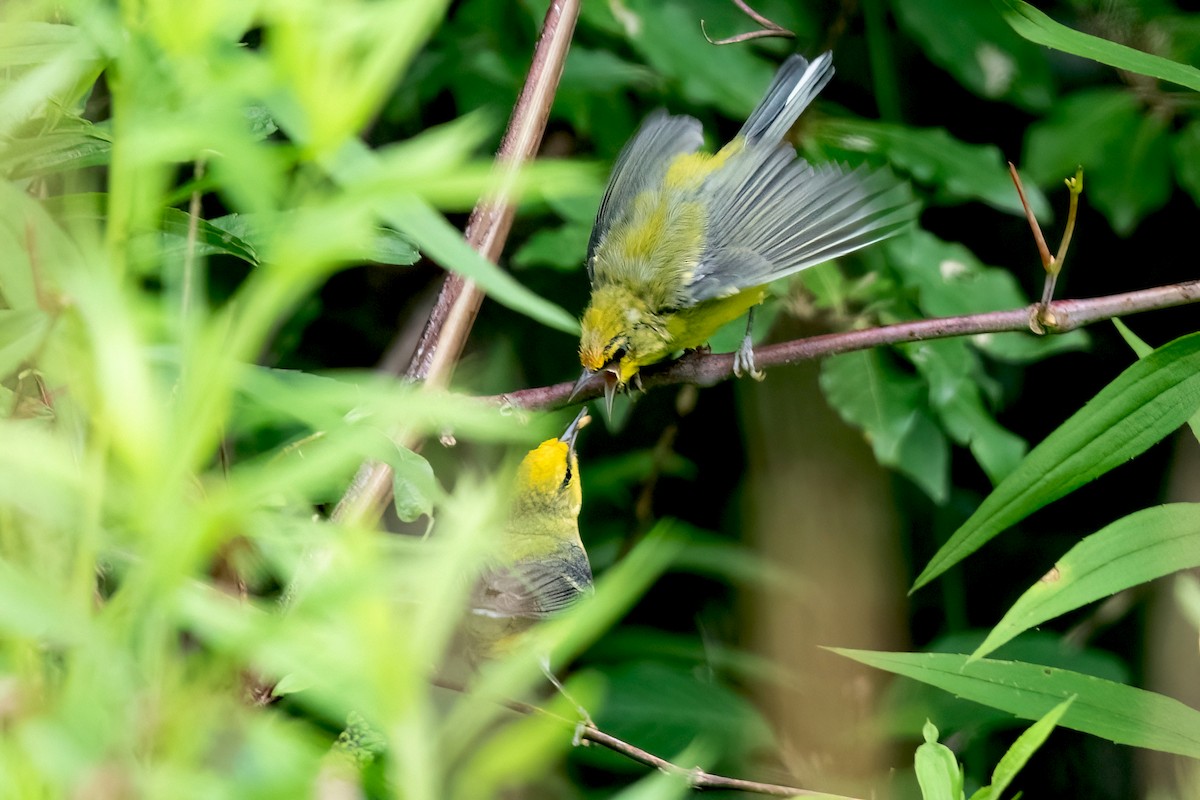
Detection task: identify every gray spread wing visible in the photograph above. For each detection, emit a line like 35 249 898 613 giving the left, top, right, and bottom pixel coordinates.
587 110 704 282
686 152 915 303
473 549 594 619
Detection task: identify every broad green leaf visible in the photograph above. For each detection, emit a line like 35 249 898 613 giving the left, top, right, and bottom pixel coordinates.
913 332 1200 591
1095 114 1172 236
389 446 440 522
885 230 1088 363
813 120 1049 219
1174 121 1200 215
1023 89 1139 185
902 338 1027 484
622 0 786 119
915 721 965 800
971 698 1073 800
833 648 1200 759
975 504 1200 659
821 348 949 501
894 0 1054 110
994 0 1200 92
1025 91 1171 236
511 222 590 271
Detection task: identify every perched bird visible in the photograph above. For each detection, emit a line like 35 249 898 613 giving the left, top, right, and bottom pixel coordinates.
576 51 914 410
465 408 593 716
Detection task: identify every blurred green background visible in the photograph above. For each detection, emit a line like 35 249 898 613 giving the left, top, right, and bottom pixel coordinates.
3 0 1200 797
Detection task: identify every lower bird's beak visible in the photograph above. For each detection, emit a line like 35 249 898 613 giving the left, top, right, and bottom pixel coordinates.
560 406 590 454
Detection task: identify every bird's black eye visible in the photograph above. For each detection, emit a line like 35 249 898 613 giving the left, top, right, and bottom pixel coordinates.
608 346 626 365
560 460 573 490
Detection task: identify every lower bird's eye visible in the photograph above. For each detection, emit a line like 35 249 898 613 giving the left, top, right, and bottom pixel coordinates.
609 346 627 363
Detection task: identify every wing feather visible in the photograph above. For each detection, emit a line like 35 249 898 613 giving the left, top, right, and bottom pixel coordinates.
686 151 915 302
473 546 594 619
587 111 704 282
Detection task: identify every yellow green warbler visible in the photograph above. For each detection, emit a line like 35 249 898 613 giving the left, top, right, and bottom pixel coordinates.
466 408 592 666
575 51 915 410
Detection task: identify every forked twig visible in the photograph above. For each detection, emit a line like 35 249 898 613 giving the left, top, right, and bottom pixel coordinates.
1009 163 1084 332
702 0 796 45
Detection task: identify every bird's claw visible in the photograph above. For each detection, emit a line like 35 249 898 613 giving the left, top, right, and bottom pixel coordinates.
733 338 765 381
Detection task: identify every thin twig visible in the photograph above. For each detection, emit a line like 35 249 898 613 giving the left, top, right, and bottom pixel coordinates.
332 0 581 528
489 279 1200 412
432 678 856 798
182 159 206 320
702 0 795 45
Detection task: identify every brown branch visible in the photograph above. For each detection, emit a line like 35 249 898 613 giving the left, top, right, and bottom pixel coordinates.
332 0 581 527
489 279 1200 412
432 679 855 798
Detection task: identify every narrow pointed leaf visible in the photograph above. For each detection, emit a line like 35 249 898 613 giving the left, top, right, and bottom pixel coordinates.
913 332 1200 591
975 504 1200 659
993 0 1200 92
832 648 1200 759
972 697 1073 800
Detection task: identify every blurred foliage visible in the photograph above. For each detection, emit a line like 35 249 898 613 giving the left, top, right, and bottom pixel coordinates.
3 0 1200 798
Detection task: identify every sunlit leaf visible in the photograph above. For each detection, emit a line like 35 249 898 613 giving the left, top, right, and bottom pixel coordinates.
974 504 1200 659
834 649 1200 758
913 332 1200 591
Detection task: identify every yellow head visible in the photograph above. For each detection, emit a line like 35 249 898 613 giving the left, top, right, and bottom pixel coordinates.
508 409 589 535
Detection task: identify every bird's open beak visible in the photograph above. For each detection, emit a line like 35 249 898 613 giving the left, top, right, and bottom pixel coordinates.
570 368 621 417
560 406 590 454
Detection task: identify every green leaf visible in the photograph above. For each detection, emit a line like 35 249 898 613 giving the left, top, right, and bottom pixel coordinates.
160 209 262 266
1095 114 1172 236
902 338 1027 484
623 0 782 119
1173 121 1200 214
913 331 1200 591
894 0 1054 110
1024 92 1171 237
0 309 51 379
1113 319 1200 441
388 446 440 523
975 504 1200 659
833 648 1200 759
0 125 112 179
324 139 579 333
813 120 1049 219
510 223 590 271
971 698 1073 800
993 0 1200 92
915 720 965 800
885 230 1088 363
821 349 949 502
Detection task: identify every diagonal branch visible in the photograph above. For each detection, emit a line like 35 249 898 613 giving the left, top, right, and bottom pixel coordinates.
332 0 581 527
432 679 855 798
489 279 1200 412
